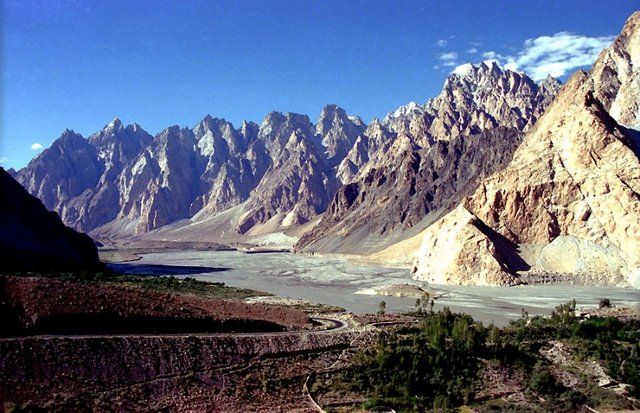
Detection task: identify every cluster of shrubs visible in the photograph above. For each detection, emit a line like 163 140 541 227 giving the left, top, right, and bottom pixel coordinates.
341 299 639 411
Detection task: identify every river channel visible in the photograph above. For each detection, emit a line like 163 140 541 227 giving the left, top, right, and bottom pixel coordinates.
112 250 639 326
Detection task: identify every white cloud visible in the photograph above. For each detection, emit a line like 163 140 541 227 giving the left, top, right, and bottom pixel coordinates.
30 143 43 150
478 32 615 80
467 47 478 54
0 157 8 164
436 39 447 47
438 51 458 67
439 52 458 60
482 51 499 59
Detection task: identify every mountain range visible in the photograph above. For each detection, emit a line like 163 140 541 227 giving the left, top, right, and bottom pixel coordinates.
11 11 640 287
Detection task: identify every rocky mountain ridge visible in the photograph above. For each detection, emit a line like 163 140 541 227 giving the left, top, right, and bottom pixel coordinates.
296 62 562 253
15 61 560 246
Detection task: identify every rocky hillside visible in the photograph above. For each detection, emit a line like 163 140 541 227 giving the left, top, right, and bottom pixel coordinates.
296 127 525 254
296 63 560 254
413 11 640 286
0 168 99 270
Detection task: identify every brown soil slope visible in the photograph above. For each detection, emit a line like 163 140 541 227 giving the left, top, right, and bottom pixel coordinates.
0 275 312 335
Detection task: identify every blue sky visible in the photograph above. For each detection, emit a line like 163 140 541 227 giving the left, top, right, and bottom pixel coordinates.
2 0 639 169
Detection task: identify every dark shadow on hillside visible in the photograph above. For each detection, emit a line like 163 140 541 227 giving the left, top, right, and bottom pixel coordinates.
107 263 230 276
473 219 531 274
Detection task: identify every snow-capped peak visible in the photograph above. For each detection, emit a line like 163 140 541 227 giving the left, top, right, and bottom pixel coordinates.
452 63 474 76
382 101 424 125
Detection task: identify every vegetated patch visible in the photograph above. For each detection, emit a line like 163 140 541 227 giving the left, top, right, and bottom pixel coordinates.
314 300 640 412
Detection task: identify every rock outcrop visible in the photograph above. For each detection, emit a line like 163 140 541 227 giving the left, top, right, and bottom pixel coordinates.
15 120 154 233
0 168 99 270
413 11 640 286
296 127 525 254
316 104 366 167
383 62 561 142
411 205 525 286
236 112 336 233
117 126 203 233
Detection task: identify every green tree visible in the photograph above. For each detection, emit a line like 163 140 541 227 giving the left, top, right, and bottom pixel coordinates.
377 300 386 315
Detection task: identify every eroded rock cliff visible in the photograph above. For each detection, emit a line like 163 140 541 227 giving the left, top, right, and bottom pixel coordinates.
413 12 640 286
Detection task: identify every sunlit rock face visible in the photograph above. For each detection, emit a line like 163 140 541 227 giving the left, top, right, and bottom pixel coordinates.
413 12 640 286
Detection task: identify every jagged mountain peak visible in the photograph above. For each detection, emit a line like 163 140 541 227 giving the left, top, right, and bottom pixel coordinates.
428 59 561 137
317 104 348 130
193 115 236 138
155 125 195 144
368 118 383 128
381 60 560 143
126 123 145 134
90 117 149 140
319 103 344 115
258 111 317 158
452 61 563 94
316 104 366 166
240 119 255 128
32 129 89 164
262 111 312 126
196 114 232 130
106 116 124 131
445 60 534 89
348 115 366 127
450 60 501 78
383 101 425 125
60 128 83 141
539 75 564 94
240 119 259 140
193 115 245 158
590 11 640 130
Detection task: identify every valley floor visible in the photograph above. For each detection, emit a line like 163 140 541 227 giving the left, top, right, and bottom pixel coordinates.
103 246 640 326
